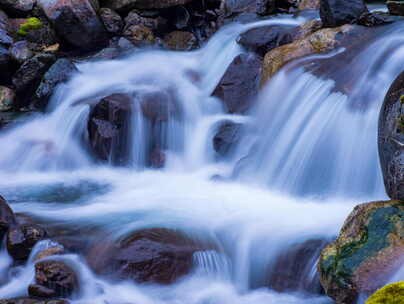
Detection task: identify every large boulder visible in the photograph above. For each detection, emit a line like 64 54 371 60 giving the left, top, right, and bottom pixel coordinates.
33 260 78 298
102 0 193 11
365 282 404 304
261 24 353 84
0 195 16 241
33 58 78 110
38 0 108 51
12 54 56 109
318 201 404 304
320 0 368 28
379 71 404 200
7 224 48 260
213 53 262 113
87 228 204 284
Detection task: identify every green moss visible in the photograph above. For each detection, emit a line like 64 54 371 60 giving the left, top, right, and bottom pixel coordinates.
365 281 404 304
400 95 404 104
18 17 42 36
397 114 404 133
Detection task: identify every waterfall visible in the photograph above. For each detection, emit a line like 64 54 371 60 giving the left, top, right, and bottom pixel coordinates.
0 13 403 304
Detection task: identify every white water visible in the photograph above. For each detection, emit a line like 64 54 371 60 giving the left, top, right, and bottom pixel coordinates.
0 13 402 304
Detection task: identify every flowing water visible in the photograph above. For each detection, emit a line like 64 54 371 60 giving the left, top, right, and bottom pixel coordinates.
0 12 403 304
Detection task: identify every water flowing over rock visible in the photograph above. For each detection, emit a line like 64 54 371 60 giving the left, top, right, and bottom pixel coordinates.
38 0 108 51
320 0 368 27
213 53 262 113
87 228 205 284
318 201 404 304
379 71 404 200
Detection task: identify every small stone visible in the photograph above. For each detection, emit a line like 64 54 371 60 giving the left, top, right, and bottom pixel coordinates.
9 41 33 63
100 8 123 34
124 24 155 46
0 86 15 111
164 31 197 51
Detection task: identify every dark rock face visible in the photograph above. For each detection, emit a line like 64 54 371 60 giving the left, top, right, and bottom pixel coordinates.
237 25 294 57
379 71 404 200
7 224 47 260
33 58 78 110
87 228 202 284
320 0 368 27
213 121 242 157
0 0 36 15
318 201 404 304
9 41 34 63
99 8 123 34
0 10 13 46
213 53 262 113
268 239 328 294
0 195 16 241
12 54 56 109
34 260 78 298
0 45 18 86
88 93 133 165
103 0 194 11
28 284 57 298
38 0 108 51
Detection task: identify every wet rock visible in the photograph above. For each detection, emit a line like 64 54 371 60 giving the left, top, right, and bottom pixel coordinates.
0 0 36 16
9 41 33 63
0 86 15 111
0 195 16 241
222 0 257 16
379 71 404 200
213 121 242 157
237 25 294 57
103 0 193 11
138 88 178 121
320 0 368 27
12 53 56 109
261 24 353 84
28 285 57 298
164 31 197 50
33 58 78 110
318 201 404 304
7 224 47 260
34 260 78 298
365 282 404 304
124 10 159 32
213 53 262 113
150 149 166 168
290 19 322 40
124 24 155 46
88 93 133 164
99 8 123 34
34 246 65 261
298 0 320 10
357 12 394 27
87 228 203 284
0 10 13 46
387 1 404 16
38 0 108 51
21 19 58 47
268 238 327 294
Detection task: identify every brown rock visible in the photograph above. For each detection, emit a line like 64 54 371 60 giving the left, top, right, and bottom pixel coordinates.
99 8 123 34
124 24 154 46
7 224 47 260
164 31 197 51
298 0 319 10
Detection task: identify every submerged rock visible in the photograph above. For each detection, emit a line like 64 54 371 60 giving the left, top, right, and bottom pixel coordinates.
87 228 203 284
213 53 262 113
379 70 404 200
7 224 47 260
0 195 16 241
320 0 368 27
33 58 78 110
34 260 78 298
318 201 404 304
213 121 242 157
365 281 404 304
38 0 108 51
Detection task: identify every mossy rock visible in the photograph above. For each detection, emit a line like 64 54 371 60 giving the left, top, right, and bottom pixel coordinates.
365 281 404 304
18 18 42 36
318 201 404 304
